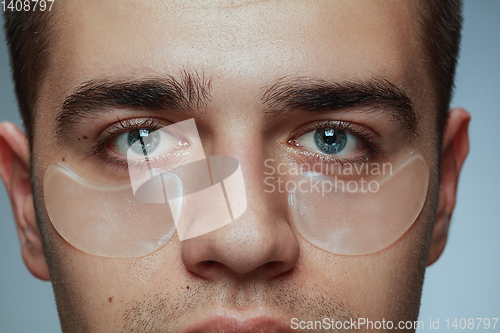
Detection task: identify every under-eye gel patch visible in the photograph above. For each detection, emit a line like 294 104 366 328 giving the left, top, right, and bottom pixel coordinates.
44 164 180 257
288 151 429 255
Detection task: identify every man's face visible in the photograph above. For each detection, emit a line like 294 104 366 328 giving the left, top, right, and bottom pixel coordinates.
33 0 438 331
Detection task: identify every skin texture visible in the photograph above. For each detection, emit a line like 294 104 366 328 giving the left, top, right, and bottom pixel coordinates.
0 0 470 332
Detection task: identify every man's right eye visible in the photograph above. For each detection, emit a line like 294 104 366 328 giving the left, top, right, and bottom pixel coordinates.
109 128 188 159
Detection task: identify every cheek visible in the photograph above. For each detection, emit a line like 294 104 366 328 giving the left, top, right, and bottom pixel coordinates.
37 196 188 328
296 208 431 321
50 237 184 293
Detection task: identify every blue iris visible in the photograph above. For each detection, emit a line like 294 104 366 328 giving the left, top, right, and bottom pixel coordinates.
314 128 347 154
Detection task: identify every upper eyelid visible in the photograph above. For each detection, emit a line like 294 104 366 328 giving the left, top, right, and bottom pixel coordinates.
102 118 167 136
292 120 373 141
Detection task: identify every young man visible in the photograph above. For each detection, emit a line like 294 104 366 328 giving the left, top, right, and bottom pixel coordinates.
0 0 469 332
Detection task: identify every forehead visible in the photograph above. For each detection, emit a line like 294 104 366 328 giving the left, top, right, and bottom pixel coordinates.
46 0 427 98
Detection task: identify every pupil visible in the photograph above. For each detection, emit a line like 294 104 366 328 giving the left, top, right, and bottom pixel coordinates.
323 129 336 145
314 128 347 154
128 129 160 155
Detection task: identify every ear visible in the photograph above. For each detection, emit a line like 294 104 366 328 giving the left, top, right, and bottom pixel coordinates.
0 122 50 280
427 108 470 266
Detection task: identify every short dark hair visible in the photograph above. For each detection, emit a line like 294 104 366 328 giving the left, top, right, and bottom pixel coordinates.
418 0 463 142
3 1 463 144
3 8 56 144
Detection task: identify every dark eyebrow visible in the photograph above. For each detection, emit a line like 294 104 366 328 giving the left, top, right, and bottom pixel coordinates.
261 76 417 132
56 71 211 138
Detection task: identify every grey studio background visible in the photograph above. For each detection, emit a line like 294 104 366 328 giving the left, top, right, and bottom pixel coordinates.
1 1 499 332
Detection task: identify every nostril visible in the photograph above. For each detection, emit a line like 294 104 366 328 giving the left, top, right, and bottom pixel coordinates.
200 260 218 269
265 261 279 269
265 261 295 278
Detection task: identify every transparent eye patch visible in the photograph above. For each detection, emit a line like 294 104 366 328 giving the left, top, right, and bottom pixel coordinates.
44 118 428 258
287 151 429 255
44 119 247 257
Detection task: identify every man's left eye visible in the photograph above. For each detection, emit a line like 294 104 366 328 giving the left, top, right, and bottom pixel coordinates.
295 127 364 157
108 128 186 158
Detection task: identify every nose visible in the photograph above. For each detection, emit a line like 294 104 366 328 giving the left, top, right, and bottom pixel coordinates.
180 154 300 280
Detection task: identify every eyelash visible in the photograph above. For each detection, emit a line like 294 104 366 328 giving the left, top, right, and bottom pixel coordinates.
289 120 382 166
